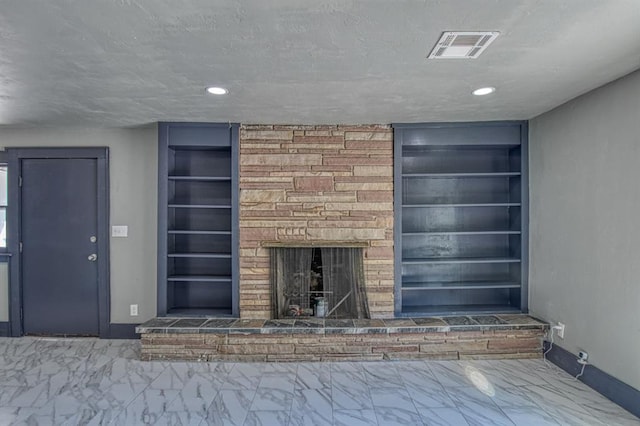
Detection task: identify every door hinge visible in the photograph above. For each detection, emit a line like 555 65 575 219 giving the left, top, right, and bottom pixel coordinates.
19 242 23 253
19 176 23 187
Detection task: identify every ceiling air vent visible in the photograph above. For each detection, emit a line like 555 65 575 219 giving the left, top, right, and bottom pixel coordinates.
428 31 500 59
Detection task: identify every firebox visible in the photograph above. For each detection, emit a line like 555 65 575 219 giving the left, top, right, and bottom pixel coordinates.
270 247 369 319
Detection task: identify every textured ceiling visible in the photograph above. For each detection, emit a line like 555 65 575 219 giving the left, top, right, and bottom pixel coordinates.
1 0 639 127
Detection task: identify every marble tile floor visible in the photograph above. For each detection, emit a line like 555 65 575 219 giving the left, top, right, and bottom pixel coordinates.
0 337 638 426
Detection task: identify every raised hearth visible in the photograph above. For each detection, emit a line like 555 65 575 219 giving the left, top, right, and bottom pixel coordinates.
136 314 548 362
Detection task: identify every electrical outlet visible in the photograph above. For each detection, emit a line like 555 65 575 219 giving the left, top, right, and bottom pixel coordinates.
130 304 138 316
578 351 588 363
557 322 565 339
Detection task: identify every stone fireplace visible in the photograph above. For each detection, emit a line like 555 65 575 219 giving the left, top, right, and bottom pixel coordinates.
239 124 394 319
137 123 548 363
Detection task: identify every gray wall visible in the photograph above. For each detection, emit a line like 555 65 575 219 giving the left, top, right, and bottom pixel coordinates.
0 126 158 324
529 69 640 390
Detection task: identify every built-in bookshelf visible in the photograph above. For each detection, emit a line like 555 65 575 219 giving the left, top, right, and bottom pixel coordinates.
158 123 239 317
394 122 528 315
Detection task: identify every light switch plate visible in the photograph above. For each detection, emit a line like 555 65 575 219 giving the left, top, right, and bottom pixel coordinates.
112 225 128 238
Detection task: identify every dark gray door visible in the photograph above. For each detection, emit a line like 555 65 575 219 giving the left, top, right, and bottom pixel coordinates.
21 158 99 335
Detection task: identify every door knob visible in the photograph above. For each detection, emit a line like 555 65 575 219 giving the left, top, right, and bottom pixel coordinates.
88 254 97 261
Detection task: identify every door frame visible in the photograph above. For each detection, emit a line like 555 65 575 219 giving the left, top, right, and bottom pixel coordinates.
7 148 110 337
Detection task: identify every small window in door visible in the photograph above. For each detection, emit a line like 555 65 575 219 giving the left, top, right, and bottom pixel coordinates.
0 164 6 248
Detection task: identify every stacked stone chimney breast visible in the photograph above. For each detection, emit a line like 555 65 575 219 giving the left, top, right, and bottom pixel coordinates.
239 124 394 318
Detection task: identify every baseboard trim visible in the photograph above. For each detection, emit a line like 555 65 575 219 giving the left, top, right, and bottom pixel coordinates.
544 341 640 419
108 323 140 339
0 322 139 339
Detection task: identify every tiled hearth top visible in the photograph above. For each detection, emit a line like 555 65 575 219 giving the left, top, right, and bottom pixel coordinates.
136 314 548 335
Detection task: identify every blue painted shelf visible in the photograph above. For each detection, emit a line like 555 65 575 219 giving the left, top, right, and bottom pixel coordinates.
159 122 239 318
394 122 528 316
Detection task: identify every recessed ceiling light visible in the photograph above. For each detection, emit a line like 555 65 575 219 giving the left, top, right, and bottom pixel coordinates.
472 87 496 96
206 86 228 95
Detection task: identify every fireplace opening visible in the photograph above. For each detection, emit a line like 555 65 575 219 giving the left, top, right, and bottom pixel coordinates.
271 247 369 319
309 248 323 313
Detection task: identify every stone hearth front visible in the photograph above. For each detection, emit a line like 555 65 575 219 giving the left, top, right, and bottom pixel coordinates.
137 314 548 362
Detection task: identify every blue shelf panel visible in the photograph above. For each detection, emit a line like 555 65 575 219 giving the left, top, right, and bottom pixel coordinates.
168 275 232 282
168 176 231 181
168 230 232 235
402 281 521 291
403 203 521 208
403 230 521 236
403 257 521 265
169 204 232 209
400 305 522 316
168 253 232 259
403 172 521 178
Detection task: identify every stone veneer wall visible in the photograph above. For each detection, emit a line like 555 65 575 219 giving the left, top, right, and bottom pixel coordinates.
140 329 544 362
239 124 394 319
